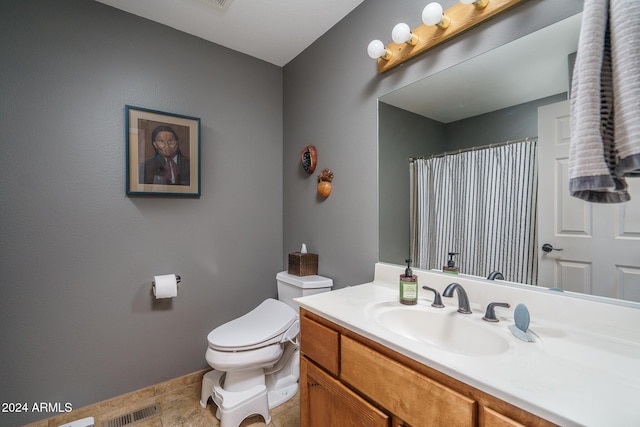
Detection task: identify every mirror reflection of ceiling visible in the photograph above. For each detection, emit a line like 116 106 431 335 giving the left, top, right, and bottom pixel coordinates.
380 13 581 123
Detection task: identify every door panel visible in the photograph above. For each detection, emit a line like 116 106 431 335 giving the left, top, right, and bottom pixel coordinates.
538 101 640 301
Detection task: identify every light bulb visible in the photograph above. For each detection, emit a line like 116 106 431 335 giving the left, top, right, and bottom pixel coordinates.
367 40 390 60
422 2 450 28
392 23 417 45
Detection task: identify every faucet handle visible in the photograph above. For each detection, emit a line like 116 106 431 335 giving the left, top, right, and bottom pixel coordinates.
483 302 510 322
422 286 444 308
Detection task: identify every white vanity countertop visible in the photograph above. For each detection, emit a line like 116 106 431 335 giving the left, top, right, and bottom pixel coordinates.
295 263 640 427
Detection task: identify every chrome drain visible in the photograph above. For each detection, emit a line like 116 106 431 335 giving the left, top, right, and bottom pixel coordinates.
100 403 161 427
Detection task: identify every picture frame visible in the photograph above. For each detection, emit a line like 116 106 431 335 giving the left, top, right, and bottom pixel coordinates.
126 105 201 197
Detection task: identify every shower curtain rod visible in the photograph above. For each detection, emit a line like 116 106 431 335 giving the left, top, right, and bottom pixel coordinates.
409 136 537 162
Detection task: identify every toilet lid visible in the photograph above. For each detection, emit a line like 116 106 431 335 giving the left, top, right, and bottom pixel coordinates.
207 298 296 349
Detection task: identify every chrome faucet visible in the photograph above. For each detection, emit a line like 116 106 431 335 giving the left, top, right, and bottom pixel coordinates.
487 271 504 280
442 283 472 314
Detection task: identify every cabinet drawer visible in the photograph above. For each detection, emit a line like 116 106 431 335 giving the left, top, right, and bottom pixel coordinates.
481 406 526 427
300 314 340 375
341 335 476 427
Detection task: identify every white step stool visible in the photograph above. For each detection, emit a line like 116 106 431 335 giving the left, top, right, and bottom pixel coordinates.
200 370 270 427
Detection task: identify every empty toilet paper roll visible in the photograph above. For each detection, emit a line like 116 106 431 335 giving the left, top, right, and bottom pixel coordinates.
153 274 179 298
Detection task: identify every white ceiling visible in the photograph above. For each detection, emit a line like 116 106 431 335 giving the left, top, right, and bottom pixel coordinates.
95 0 364 67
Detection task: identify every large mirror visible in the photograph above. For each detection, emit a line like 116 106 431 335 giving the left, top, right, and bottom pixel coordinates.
378 12 640 305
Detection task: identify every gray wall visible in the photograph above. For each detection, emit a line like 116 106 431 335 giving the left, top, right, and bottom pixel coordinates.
283 0 584 287
445 93 568 150
0 1 282 425
378 103 446 264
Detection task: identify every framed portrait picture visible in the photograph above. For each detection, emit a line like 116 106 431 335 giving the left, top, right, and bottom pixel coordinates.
126 105 201 197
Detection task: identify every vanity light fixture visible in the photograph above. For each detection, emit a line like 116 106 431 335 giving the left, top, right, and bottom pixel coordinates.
367 39 392 60
460 0 490 8
422 2 451 28
392 23 419 45
368 0 527 73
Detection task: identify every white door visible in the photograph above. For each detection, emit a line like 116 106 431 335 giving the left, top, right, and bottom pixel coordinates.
537 100 640 302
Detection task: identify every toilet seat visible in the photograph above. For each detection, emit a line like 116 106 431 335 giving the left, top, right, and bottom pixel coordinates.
205 343 285 371
208 298 297 351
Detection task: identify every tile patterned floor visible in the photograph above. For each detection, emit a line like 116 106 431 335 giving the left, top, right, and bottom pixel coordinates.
23 369 300 427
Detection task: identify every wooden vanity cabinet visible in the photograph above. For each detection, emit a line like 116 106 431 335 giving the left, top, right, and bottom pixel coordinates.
299 308 557 427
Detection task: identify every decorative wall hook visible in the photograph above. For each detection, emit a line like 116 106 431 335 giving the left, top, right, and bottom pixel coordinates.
301 145 317 174
317 169 334 198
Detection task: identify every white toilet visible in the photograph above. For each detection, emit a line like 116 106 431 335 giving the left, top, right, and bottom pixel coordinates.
200 271 333 427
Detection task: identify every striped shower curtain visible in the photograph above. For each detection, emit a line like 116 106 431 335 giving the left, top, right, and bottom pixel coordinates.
410 139 538 285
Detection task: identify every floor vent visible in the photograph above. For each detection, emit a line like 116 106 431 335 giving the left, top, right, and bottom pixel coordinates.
100 404 161 427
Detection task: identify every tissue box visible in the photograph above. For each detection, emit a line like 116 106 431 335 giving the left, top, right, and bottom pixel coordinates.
288 252 318 276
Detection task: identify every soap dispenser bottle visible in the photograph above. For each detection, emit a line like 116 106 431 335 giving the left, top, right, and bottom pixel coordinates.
443 252 459 274
400 259 418 305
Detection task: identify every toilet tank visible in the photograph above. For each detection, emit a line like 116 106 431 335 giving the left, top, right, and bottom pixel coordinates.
276 271 333 312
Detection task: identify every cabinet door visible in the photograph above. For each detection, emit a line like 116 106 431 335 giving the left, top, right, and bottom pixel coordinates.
341 336 476 427
301 356 390 427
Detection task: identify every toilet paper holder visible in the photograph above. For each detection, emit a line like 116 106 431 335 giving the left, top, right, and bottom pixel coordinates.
152 274 181 292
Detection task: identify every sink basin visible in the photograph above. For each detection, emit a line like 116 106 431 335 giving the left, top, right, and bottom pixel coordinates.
365 300 511 356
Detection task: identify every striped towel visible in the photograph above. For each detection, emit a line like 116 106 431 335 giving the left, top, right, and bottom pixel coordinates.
569 0 640 203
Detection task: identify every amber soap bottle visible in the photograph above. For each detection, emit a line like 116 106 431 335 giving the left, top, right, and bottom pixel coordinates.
400 259 418 305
